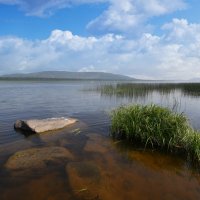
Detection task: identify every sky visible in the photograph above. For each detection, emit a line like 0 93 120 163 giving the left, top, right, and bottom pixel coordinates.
0 0 200 80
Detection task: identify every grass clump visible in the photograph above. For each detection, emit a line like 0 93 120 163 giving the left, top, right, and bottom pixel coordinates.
110 104 200 164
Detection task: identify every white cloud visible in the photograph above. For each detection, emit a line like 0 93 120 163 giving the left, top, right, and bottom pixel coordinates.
0 0 107 16
1 18 200 80
78 65 106 72
162 18 200 44
0 0 186 29
87 0 187 34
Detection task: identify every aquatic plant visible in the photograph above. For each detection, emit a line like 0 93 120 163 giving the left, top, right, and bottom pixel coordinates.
95 83 200 98
110 104 200 164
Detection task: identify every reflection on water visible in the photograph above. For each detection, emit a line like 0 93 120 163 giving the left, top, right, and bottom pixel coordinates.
94 83 200 98
1 81 200 200
89 82 200 130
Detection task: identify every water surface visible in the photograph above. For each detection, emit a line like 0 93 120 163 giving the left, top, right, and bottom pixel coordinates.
0 80 200 200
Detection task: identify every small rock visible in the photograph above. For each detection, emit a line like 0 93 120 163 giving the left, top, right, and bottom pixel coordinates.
14 117 77 133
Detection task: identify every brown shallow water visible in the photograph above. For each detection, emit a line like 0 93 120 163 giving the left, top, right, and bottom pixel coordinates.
1 81 200 200
0 121 200 200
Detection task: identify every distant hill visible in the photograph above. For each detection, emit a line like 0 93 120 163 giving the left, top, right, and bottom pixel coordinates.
1 71 136 81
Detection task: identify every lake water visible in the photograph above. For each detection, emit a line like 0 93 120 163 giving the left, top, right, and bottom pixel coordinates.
0 80 200 200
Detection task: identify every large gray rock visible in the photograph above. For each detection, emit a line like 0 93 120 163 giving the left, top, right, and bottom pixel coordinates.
14 117 77 133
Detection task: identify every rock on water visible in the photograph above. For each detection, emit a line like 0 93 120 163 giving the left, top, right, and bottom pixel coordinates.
14 117 77 133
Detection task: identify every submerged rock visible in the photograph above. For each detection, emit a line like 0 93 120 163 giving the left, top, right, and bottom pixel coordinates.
5 147 74 174
84 133 109 154
14 117 77 133
66 161 101 199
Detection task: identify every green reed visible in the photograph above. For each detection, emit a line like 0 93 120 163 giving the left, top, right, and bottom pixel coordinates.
110 104 200 164
96 83 200 98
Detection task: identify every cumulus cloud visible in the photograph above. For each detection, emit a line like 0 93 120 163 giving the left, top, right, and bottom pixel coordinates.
162 18 200 44
1 18 200 80
87 0 187 34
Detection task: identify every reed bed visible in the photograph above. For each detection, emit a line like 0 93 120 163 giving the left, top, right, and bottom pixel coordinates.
96 83 200 98
110 104 200 163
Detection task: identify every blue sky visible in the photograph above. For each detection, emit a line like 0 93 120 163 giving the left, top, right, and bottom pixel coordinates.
0 3 108 39
0 0 200 80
